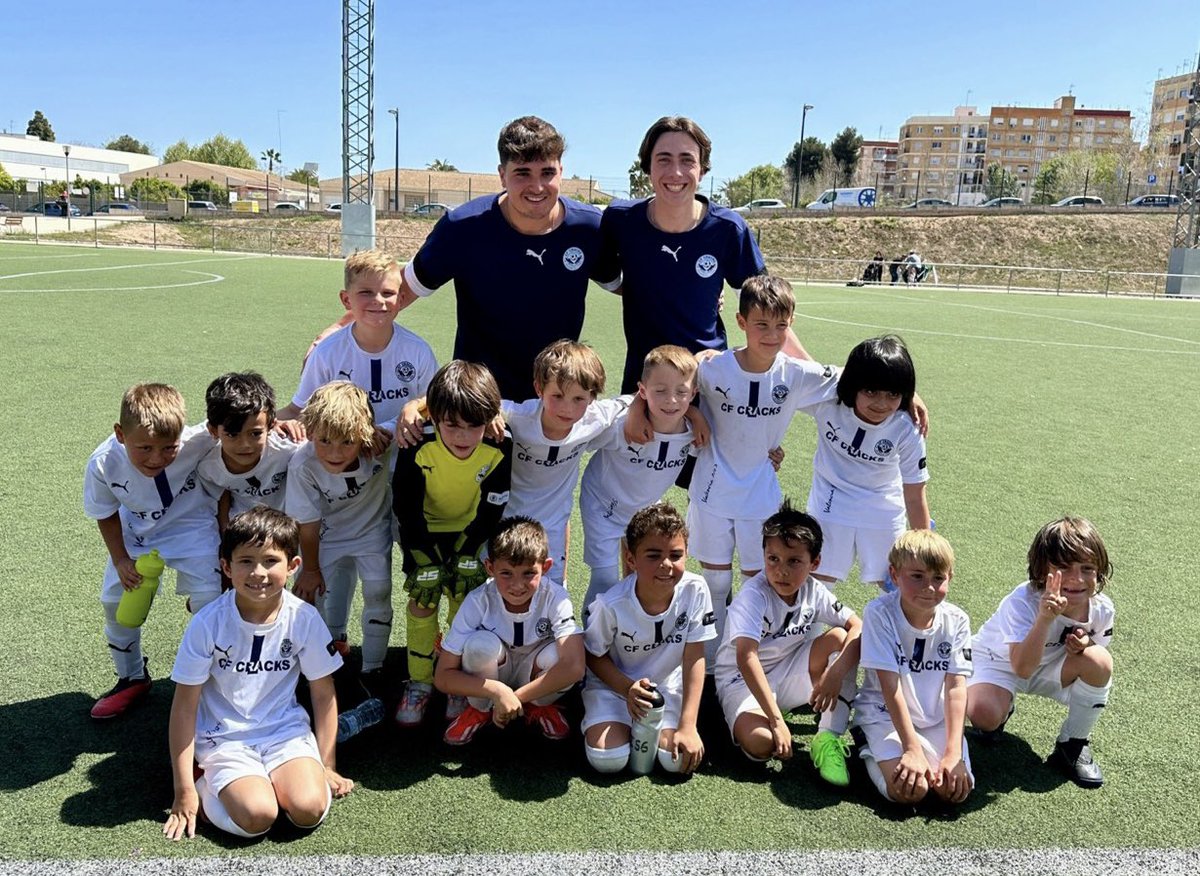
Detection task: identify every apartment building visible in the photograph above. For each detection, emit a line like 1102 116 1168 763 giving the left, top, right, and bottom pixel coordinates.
856 140 898 195
1148 71 1194 158
896 107 988 203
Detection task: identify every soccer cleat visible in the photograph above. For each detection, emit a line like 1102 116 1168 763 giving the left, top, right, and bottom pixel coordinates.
1049 737 1104 788
525 703 571 741
443 705 493 745
445 694 468 721
809 730 851 787
394 681 432 727
970 701 1015 744
90 659 152 719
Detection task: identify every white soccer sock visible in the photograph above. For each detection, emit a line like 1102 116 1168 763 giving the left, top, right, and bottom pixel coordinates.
461 631 504 712
817 651 856 735
195 775 269 839
585 742 630 773
359 577 393 672
102 601 143 679
1059 678 1111 741
700 568 734 667
583 565 621 622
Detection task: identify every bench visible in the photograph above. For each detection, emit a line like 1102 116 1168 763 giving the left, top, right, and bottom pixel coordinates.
1 215 25 233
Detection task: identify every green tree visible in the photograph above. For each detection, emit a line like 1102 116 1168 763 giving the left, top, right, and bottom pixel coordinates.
129 177 185 202
191 135 256 169
0 162 15 192
426 158 458 172
261 148 282 174
985 164 1020 199
720 164 785 208
26 110 55 142
830 127 864 186
784 137 827 183
105 134 152 155
163 139 192 164
286 168 318 186
628 160 652 198
185 179 228 204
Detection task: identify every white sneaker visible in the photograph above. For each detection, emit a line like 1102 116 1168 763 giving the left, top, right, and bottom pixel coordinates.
395 681 432 727
445 694 468 720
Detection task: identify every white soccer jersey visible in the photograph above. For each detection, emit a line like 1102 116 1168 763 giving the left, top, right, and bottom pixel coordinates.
714 573 855 684
855 590 973 729
972 581 1115 665
171 589 342 747
502 396 629 536
691 350 840 520
292 323 437 425
804 399 928 528
584 571 716 698
284 443 393 559
441 578 580 663
197 432 305 517
579 414 694 535
83 424 218 558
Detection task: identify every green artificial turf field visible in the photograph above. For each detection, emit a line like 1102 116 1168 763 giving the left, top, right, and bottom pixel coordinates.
0 241 1197 860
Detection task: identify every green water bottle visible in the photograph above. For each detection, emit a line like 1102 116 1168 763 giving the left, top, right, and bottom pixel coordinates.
116 550 166 628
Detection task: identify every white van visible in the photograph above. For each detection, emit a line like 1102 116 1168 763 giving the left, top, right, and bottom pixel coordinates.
806 186 876 211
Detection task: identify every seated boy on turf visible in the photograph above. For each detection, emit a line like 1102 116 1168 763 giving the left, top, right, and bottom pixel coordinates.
852 529 973 806
277 248 437 429
164 507 352 841
579 345 698 611
198 372 303 528
582 503 715 776
285 382 394 678
434 516 584 745
714 501 861 785
688 275 841 661
83 383 218 719
392 360 512 727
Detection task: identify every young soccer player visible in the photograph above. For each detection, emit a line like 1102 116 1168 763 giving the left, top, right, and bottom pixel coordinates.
198 372 303 526
285 382 394 676
579 345 697 610
163 507 352 841
715 502 861 785
83 383 218 719
852 529 973 806
966 517 1115 788
434 517 584 745
499 340 631 583
582 503 715 776
805 335 930 589
392 361 512 726
688 275 840 661
278 249 437 427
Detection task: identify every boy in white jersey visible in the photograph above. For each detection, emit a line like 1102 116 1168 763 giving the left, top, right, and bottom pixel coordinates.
688 275 840 662
164 507 352 841
580 345 697 611
278 249 437 428
967 517 1115 788
285 383 394 676
715 502 861 786
199 372 303 527
435 517 584 745
583 503 715 776
853 529 973 806
83 383 219 719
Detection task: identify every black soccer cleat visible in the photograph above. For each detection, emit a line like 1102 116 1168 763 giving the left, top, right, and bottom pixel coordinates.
1049 737 1104 788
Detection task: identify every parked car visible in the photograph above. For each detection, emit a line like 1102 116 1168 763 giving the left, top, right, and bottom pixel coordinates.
733 198 788 214
90 203 142 215
273 202 304 213
901 198 953 209
187 200 219 212
979 197 1025 208
0 203 10 212
409 202 450 217
806 187 875 211
27 201 81 216
1128 194 1180 208
323 202 342 213
1051 195 1104 207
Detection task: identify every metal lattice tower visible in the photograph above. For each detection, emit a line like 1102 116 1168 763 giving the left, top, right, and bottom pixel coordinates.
1171 55 1200 250
342 0 373 205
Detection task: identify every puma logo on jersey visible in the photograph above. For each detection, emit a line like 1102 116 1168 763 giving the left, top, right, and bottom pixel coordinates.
338 369 353 380
525 248 546 266
661 244 682 262
714 386 731 401
626 444 644 457
619 631 636 641
516 442 532 455
213 643 233 659
110 481 130 492
420 464 434 473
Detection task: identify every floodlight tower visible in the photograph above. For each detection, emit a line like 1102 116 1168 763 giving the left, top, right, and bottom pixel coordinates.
1167 53 1200 294
341 0 375 254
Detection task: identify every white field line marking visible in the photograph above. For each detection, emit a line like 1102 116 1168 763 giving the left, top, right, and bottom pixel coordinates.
5 270 225 292
795 311 1200 356
0 253 91 261
0 254 262 282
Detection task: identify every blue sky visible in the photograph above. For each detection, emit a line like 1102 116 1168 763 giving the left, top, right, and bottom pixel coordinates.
5 0 1198 194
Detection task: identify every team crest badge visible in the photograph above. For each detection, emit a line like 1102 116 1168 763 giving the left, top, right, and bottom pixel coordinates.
271 472 286 484
535 617 552 637
772 384 789 404
396 361 416 382
280 638 294 658
937 641 952 658
476 465 490 483
562 246 585 271
875 439 894 455
674 613 689 631
694 254 718 278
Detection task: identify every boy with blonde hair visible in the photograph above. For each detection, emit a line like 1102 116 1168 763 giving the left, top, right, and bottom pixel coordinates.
285 382 394 676
84 383 218 719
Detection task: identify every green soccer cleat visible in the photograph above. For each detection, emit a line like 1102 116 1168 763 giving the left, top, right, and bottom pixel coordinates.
810 730 851 787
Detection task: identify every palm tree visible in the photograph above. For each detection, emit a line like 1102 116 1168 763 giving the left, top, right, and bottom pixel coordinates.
426 158 458 172
261 149 282 173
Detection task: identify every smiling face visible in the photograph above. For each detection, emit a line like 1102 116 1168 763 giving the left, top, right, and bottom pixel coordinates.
854 389 904 425
638 363 695 431
222 540 299 614
649 131 704 207
537 379 594 439
339 269 401 330
114 423 182 478
210 410 270 474
498 157 563 233
626 531 688 595
1052 561 1099 608
312 432 362 474
890 559 952 626
737 305 793 365
486 556 552 613
763 536 819 605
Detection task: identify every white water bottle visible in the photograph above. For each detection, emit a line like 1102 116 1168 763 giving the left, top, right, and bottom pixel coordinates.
336 697 385 743
629 683 666 775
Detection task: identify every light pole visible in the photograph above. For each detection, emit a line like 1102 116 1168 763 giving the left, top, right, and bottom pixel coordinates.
794 104 813 208
387 108 399 212
62 145 71 230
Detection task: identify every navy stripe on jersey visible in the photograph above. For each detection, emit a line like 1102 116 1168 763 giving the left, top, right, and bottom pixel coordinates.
547 446 560 463
654 620 664 644
370 359 383 395
781 610 795 632
850 428 866 452
249 634 265 664
153 471 174 508
512 621 525 649
748 381 760 409
656 442 669 464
